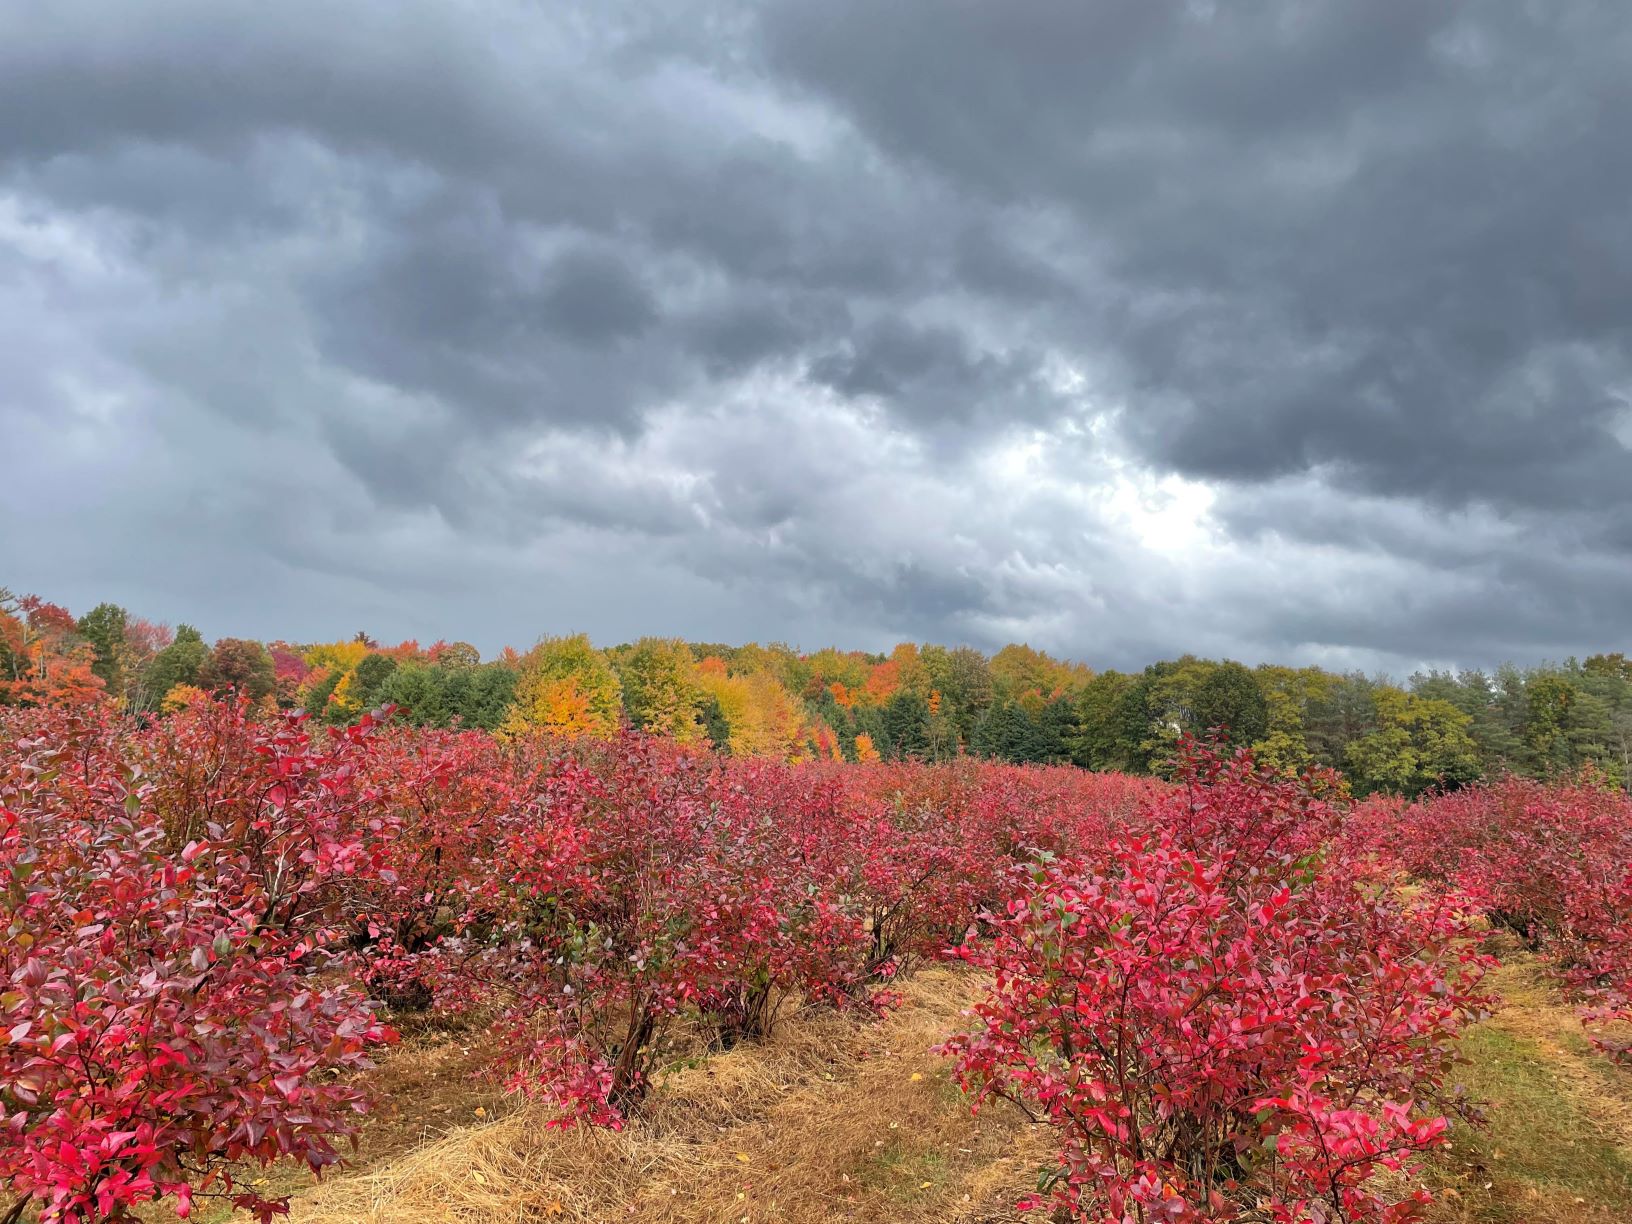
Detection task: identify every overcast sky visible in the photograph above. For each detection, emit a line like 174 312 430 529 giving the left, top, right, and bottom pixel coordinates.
3 1 1629 674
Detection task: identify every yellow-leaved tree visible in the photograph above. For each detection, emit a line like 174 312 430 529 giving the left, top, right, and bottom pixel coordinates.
326 668 363 722
303 639 370 674
160 683 210 714
695 656 749 751
298 640 373 719
738 670 806 760
614 638 706 744
695 659 807 760
502 634 622 739
990 642 1090 702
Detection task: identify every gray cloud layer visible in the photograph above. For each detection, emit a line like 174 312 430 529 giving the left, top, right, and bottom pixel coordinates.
2 1 1629 673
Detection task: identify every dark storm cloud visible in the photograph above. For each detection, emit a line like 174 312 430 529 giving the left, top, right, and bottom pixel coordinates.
807 319 1067 428
2 0 1630 671
762 0 1632 514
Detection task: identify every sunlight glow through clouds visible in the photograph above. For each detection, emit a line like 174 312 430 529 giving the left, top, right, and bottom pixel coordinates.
985 430 1219 559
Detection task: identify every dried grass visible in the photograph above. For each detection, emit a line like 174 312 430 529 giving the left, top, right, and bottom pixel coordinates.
289 967 1045 1223
206 945 1632 1224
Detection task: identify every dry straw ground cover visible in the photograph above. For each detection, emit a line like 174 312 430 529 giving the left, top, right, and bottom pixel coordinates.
289 968 1047 1224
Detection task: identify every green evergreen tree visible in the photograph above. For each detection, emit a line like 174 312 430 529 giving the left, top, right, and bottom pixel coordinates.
881 690 930 759
377 662 447 725
76 602 129 697
350 652 399 710
1072 670 1134 770
698 691 731 751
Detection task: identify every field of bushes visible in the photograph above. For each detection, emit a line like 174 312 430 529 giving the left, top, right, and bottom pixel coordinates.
2 696 1630 1222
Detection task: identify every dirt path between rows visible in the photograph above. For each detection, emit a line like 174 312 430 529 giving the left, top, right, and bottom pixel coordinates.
288 968 1047 1224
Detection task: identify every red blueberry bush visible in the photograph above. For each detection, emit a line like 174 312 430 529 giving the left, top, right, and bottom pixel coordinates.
942 747 1491 1223
834 761 1161 982
426 741 1163 1129
1571 862 1632 1065
1366 776 1632 1065
1 706 394 1224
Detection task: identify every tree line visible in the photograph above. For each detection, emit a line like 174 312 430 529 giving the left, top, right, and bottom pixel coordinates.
4 587 1630 794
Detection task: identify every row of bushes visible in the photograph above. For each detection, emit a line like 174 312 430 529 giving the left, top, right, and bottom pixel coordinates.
15 698 1625 1221
1356 775 1632 1064
1 698 1153 1221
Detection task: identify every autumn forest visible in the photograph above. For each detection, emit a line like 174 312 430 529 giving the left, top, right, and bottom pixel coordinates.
5 586 1630 797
